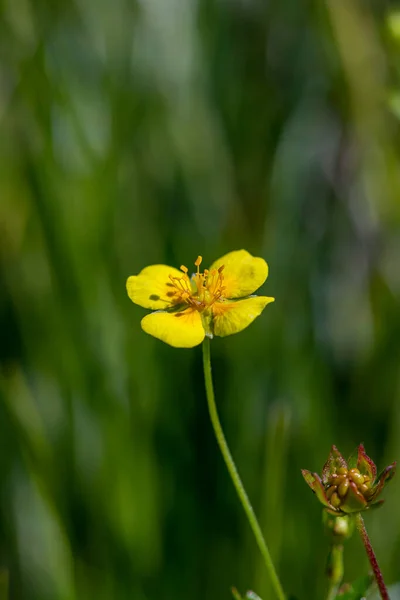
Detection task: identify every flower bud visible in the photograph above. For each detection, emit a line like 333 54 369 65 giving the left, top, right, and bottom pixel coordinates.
302 444 396 516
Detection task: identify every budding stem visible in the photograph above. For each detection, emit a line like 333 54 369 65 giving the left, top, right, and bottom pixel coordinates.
355 513 389 600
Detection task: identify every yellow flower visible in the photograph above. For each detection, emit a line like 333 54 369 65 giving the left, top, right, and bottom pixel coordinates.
126 249 275 348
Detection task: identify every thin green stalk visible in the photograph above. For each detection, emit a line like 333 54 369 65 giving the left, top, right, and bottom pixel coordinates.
0 569 9 600
202 337 285 600
326 584 338 600
326 544 344 600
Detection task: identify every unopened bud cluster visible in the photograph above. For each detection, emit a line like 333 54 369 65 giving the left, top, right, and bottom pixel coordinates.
326 467 371 509
302 444 396 516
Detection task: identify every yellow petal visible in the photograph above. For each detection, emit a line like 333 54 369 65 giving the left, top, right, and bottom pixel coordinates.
127 264 185 310
141 309 205 348
212 296 275 337
209 250 269 298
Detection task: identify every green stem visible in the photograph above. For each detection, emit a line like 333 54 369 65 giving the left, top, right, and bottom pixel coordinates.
325 544 344 600
326 585 338 600
0 569 9 600
202 337 285 600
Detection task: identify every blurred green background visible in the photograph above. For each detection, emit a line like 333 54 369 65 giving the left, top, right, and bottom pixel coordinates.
1 0 400 599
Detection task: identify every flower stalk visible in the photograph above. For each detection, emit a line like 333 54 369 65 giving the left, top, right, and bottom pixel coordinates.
355 513 389 600
202 337 285 600
323 514 352 600
326 544 344 600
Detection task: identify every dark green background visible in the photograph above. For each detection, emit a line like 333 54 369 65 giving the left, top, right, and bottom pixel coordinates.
1 1 400 598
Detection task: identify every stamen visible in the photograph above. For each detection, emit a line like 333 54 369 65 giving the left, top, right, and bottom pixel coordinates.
175 277 189 293
167 256 226 312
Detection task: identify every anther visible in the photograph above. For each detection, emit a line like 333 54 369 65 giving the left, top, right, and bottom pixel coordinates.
180 265 188 274
330 492 341 508
195 256 202 267
349 470 364 485
338 480 349 497
326 485 337 500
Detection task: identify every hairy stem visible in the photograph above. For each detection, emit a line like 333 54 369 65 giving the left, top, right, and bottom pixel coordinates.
202 337 285 600
356 513 389 600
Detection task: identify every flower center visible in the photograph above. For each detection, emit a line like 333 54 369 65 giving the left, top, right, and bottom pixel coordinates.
325 467 372 509
168 255 226 312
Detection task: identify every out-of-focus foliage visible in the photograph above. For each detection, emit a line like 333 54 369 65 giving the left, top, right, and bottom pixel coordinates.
1 0 400 599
